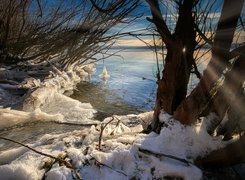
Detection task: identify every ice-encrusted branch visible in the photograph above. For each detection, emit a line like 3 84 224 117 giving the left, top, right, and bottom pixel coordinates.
0 136 83 179
138 147 193 166
0 136 72 168
89 155 127 177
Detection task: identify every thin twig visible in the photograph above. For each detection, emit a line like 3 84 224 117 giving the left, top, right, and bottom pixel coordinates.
138 147 193 166
110 119 121 135
72 169 83 180
36 0 42 17
153 33 160 81
98 116 115 151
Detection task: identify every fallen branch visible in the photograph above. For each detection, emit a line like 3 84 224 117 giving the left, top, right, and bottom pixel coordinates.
0 84 20 90
138 147 192 166
53 121 99 127
0 136 72 168
195 135 245 167
89 155 127 177
0 136 83 180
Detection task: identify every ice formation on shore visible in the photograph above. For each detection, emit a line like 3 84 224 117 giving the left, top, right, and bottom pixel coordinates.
0 68 98 130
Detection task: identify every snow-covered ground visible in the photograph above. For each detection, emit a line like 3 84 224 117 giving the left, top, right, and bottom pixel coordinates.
0 64 230 180
0 111 226 180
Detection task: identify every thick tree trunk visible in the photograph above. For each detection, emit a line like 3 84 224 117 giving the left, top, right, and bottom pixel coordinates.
156 43 185 114
203 53 245 136
174 0 244 125
195 135 245 167
152 44 186 132
148 0 196 132
146 0 245 168
216 56 245 139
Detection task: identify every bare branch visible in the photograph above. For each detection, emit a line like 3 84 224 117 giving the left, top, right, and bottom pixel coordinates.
146 0 173 45
138 147 193 166
0 136 72 168
89 155 127 176
36 0 42 17
194 23 213 46
98 116 115 151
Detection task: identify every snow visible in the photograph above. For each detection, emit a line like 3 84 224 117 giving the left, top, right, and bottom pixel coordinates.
0 147 29 165
40 92 98 125
0 66 229 179
138 116 224 160
0 112 227 180
46 166 73 180
0 95 98 129
0 62 233 179
0 163 42 180
0 69 98 129
0 108 64 129
0 149 45 180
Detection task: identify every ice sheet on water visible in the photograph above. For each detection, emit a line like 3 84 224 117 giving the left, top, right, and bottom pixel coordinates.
0 87 23 107
40 92 98 125
0 108 64 129
0 92 98 129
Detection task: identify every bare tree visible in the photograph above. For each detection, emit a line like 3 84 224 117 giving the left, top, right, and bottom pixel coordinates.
146 0 199 132
0 0 140 71
174 0 244 126
144 0 244 167
146 0 244 139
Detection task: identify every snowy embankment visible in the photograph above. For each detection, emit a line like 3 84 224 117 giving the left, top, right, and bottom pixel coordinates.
0 64 99 129
0 111 226 180
0 64 229 179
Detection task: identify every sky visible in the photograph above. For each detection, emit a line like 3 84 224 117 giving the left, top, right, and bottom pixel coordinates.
111 0 225 48
29 0 244 49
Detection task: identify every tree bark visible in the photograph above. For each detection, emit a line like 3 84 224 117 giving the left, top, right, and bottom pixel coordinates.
174 0 244 125
195 135 245 167
206 54 245 137
148 0 197 132
216 60 245 139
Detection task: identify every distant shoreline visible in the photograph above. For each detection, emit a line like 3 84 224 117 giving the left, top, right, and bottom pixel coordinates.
111 45 212 51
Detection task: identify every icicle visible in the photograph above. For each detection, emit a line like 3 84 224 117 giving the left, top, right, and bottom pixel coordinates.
99 66 110 81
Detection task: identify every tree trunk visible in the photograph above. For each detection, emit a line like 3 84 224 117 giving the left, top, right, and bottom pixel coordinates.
174 0 244 125
203 53 245 137
215 55 245 139
148 0 196 132
195 135 245 167
152 43 186 132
